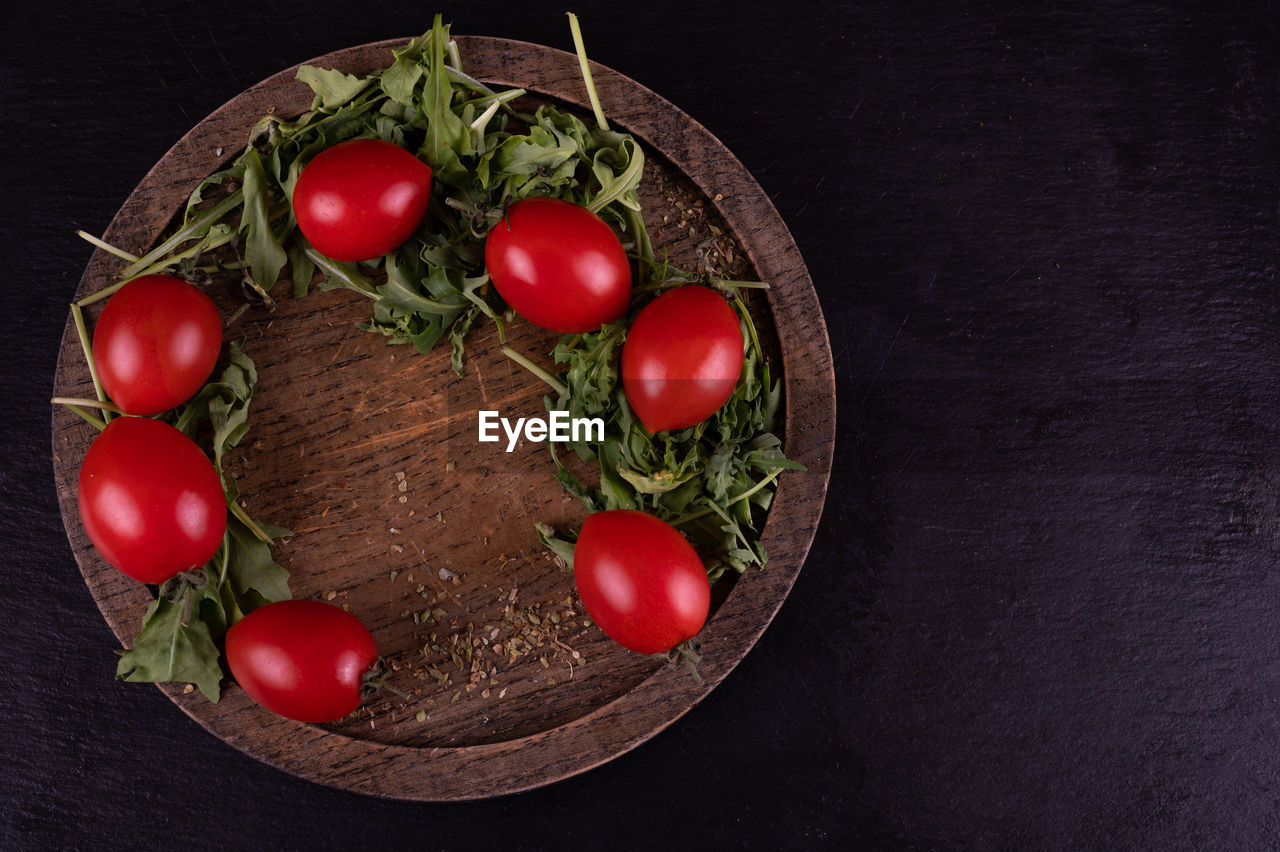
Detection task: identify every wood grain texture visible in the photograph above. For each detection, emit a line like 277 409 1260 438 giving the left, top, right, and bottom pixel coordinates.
48 36 833 799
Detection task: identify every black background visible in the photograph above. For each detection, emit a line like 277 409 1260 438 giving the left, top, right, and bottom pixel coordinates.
4 0 1280 847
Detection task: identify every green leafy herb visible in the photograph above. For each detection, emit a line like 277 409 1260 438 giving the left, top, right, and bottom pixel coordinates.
136 14 645 376
115 569 225 701
115 345 291 700
238 149 288 299
535 522 577 570
531 284 804 582
296 65 371 109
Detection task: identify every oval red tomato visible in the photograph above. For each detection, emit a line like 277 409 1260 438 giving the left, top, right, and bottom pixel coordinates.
620 285 745 432
225 600 378 723
573 510 710 654
93 274 222 416
484 197 631 333
77 416 227 584
292 138 433 262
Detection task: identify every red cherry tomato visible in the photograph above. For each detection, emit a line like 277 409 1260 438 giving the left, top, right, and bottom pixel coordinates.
77 416 227 584
620 286 745 432
484 197 631 333
292 139 433 262
225 600 379 723
92 274 222 416
573 510 710 654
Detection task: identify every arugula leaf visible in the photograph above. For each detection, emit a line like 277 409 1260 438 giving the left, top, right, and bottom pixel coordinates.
587 135 644 213
617 466 695 495
307 247 380 300
172 338 257 479
379 51 424 107
116 570 224 701
419 15 469 185
535 523 576 570
238 148 287 292
222 507 292 606
288 240 316 298
297 65 371 110
184 164 246 222
449 305 480 374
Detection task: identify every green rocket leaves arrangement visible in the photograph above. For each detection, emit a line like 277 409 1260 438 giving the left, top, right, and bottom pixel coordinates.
85 14 799 700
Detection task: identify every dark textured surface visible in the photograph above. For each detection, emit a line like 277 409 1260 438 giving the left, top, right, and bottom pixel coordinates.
3 0 1279 847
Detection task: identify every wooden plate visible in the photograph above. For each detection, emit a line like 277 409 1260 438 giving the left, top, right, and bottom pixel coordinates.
50 35 835 800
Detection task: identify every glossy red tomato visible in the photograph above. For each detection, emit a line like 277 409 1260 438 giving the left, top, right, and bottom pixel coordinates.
292 139 433 262
77 416 226 584
620 286 745 432
573 510 710 654
92 274 222 416
225 600 379 723
484 197 631 333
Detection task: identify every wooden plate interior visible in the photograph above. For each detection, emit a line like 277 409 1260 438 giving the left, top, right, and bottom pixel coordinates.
50 35 835 800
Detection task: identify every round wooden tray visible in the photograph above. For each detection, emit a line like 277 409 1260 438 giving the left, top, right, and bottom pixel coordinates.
51 35 835 800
